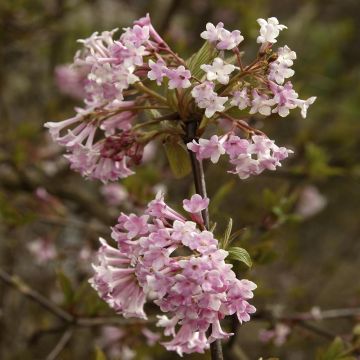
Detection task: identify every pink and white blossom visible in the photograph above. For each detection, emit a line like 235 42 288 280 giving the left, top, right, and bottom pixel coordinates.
183 194 210 213
200 22 244 50
250 90 276 116
201 57 237 85
200 22 225 43
147 59 167 85
164 65 191 89
269 45 296 84
217 28 244 50
187 135 226 163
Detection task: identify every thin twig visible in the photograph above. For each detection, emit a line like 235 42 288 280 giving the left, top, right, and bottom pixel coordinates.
0 268 155 328
46 328 74 360
294 321 335 340
0 268 74 323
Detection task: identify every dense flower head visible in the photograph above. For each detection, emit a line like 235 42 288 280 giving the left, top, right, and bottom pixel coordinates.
188 133 293 179
48 14 315 183
90 193 256 355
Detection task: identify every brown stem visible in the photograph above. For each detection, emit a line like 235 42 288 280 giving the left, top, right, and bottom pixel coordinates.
184 121 223 360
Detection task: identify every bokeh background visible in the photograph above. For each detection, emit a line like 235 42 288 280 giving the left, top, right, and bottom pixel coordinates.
1 0 360 359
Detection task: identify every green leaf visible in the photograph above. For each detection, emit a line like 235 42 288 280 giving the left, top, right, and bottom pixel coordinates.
316 337 356 360
227 247 252 267
210 222 217 233
186 41 218 79
95 347 107 360
56 270 74 306
163 140 191 178
221 218 233 249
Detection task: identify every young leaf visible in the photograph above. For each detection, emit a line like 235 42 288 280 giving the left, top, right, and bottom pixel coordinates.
186 41 218 79
316 337 355 360
163 140 191 178
227 247 252 267
221 218 233 249
210 222 217 233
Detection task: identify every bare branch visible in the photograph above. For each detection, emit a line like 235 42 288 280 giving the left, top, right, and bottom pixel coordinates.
0 268 74 323
46 328 74 360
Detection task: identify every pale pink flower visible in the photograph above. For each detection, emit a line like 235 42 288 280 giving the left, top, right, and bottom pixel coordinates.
296 185 327 218
200 22 224 43
230 88 251 110
270 81 299 117
27 238 57 264
142 328 161 346
187 135 226 163
164 65 191 89
101 184 128 206
191 82 228 117
120 24 150 47
55 64 89 99
217 28 244 50
250 90 276 116
183 194 209 213
259 323 291 346
147 59 167 85
200 22 243 50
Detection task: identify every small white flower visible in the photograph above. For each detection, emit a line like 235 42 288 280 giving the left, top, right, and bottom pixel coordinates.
269 46 297 84
257 17 287 44
204 94 228 118
294 96 317 118
200 58 237 85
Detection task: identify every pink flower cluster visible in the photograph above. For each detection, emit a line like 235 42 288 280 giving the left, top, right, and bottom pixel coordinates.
45 103 141 182
197 20 316 119
188 134 293 179
90 193 256 356
47 15 315 183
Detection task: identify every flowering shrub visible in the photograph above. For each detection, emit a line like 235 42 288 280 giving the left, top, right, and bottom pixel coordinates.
44 13 316 359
